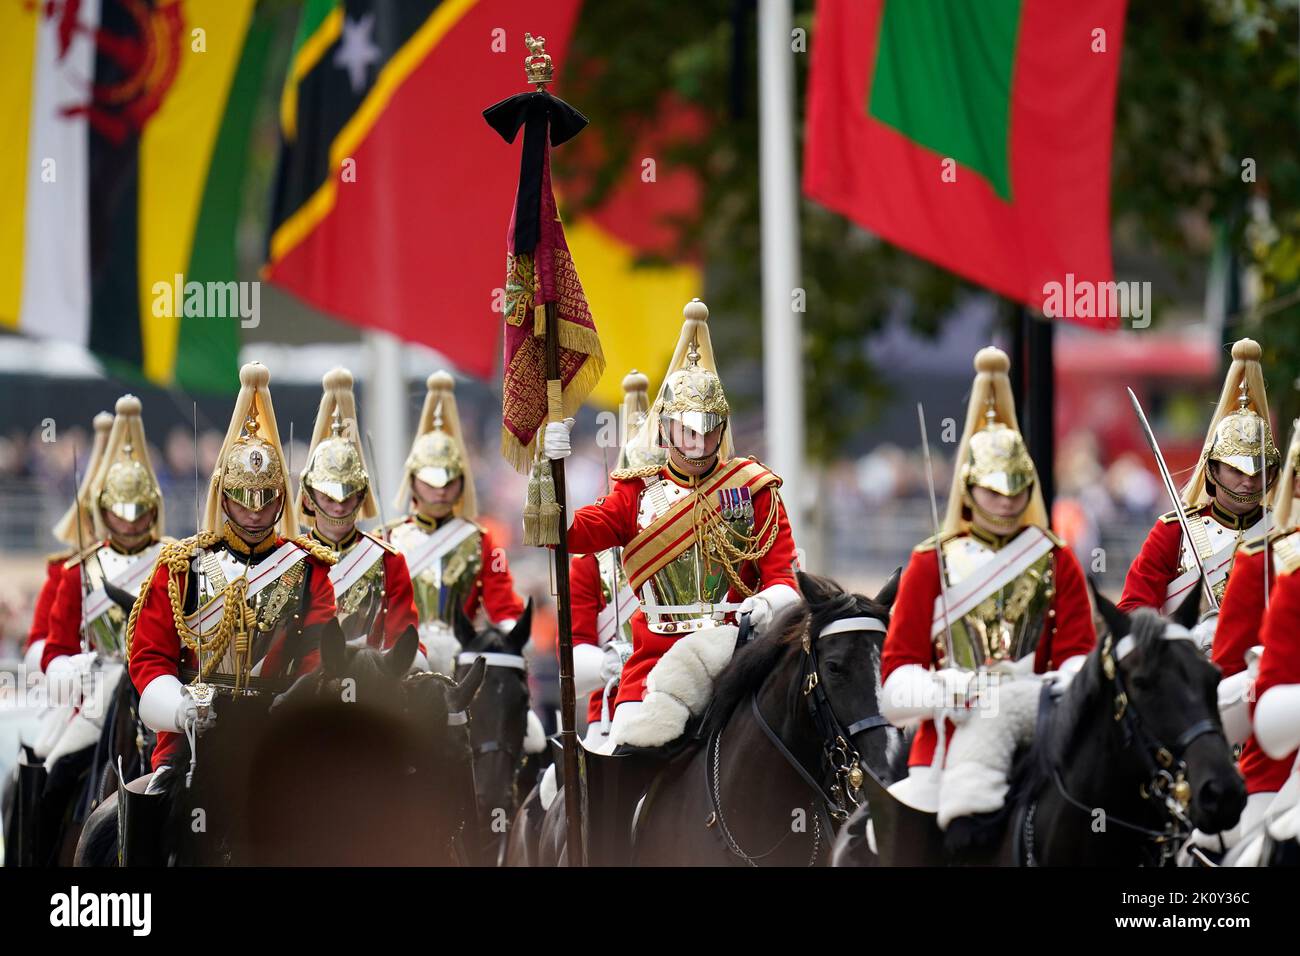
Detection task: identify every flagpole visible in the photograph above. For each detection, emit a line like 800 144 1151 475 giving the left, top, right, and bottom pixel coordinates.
758 0 809 558
364 330 407 517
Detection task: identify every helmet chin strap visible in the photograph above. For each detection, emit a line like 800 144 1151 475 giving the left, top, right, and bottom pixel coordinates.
222 496 284 542
965 488 1030 536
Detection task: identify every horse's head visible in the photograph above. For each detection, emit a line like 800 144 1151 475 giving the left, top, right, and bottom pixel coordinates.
452 600 534 831
1094 588 1246 836
796 569 904 790
273 620 418 717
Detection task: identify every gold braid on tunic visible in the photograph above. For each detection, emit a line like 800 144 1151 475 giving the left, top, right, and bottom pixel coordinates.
689 484 782 598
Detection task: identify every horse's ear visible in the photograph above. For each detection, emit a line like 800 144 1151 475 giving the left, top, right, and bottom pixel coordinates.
384 625 419 678
797 571 841 608
875 567 902 609
448 657 487 712
318 618 347 675
506 600 533 654
1089 577 1129 641
452 601 477 648
1170 586 1202 632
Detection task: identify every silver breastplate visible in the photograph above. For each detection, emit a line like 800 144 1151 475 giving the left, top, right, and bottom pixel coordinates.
191 545 309 676
939 533 1055 669
333 538 387 642
79 544 147 660
596 548 636 644
1176 511 1264 603
389 520 483 626
635 477 755 635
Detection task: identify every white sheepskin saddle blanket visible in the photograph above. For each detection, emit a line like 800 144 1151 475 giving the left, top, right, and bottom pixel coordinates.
418 621 462 677
937 677 1043 830
611 624 738 749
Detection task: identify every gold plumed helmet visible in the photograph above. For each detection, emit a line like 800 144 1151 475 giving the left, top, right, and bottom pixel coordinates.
395 371 477 518
52 410 113 546
1270 419 1300 531
618 369 668 471
1181 338 1278 509
942 347 1049 536
204 363 297 535
89 395 164 539
300 368 376 516
651 298 734 460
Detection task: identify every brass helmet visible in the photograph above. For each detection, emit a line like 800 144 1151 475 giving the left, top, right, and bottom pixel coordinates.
52 410 113 546
395 371 478 518
299 368 376 517
89 395 165 539
618 369 667 471
1206 381 1280 477
301 409 369 504
406 428 464 489
652 299 734 460
222 414 285 511
962 403 1037 498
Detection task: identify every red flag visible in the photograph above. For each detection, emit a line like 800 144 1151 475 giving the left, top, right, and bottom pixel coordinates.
804 0 1127 328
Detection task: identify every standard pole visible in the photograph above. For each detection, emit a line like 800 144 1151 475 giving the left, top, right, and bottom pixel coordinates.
758 0 807 554
1023 309 1056 519
363 331 407 512
544 302 585 866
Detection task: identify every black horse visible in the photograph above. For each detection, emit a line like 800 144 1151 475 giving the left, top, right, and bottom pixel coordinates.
75 623 486 865
451 601 536 865
843 587 1247 866
534 571 903 866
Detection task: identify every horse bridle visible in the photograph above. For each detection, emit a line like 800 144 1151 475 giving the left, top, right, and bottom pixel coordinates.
747 614 890 826
1040 631 1223 864
455 651 529 764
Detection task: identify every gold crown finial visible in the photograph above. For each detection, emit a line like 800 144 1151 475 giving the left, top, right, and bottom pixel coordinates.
984 396 998 427
1237 380 1250 410
329 407 346 438
686 339 701 368
240 408 259 439
524 33 554 88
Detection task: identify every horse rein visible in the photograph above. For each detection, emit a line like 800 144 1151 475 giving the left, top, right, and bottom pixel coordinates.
709 612 889 865
454 651 529 763
1036 631 1224 865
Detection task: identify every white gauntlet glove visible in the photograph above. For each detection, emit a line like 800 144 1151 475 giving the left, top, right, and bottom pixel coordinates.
140 674 216 735
599 640 632 684
1190 611 1219 656
45 651 97 706
736 584 801 636
175 691 217 737
542 418 575 460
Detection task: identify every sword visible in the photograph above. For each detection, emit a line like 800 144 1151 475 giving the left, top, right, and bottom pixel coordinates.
365 429 390 542
917 404 958 669
189 402 214 737
1126 388 1220 611
71 441 92 656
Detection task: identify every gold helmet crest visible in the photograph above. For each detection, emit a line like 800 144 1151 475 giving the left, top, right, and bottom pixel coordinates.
618 370 667 471
89 395 165 538
962 408 1037 498
52 410 113 546
395 371 478 518
650 298 734 460
300 368 376 516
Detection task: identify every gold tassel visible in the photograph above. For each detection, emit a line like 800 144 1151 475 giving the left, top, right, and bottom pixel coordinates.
537 459 560 546
523 457 542 547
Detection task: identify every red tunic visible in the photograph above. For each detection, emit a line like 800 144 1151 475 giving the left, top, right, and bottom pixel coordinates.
1118 513 1188 613
25 555 67 652
1213 544 1294 794
569 552 608 724
42 557 90 672
1253 567 1300 790
375 548 420 650
565 461 799 706
881 532 1097 768
128 536 336 770
463 525 526 625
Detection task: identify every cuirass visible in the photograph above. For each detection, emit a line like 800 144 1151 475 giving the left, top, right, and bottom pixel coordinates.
79 545 145 660
389 520 483 626
939 533 1055 669
190 544 308 676
1176 511 1264 605
635 476 755 634
596 548 636 643
334 539 388 643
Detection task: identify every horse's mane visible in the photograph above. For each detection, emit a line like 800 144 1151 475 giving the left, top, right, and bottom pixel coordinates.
705 582 890 738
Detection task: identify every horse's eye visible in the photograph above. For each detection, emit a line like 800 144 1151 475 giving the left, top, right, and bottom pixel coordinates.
825 660 845 676
1131 673 1155 691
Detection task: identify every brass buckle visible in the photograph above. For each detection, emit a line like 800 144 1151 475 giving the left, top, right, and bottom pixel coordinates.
804 671 819 696
1113 690 1128 721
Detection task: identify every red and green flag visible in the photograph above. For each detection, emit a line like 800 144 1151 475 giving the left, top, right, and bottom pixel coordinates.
804 0 1127 326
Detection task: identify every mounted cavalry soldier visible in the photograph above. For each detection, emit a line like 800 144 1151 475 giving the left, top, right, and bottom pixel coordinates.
1120 338 1279 621
388 371 525 674
569 370 666 749
1188 420 1300 856
23 410 112 677
543 299 800 751
879 347 1096 828
127 363 337 811
299 368 420 663
12 403 160 865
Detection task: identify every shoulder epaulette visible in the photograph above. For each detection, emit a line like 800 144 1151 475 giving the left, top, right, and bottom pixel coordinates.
1239 533 1276 557
46 548 75 565
610 464 661 482
1274 531 1300 576
360 529 399 555
1157 510 1181 525
913 531 959 553
155 531 221 566
291 534 338 566
62 541 105 570
1042 527 1066 549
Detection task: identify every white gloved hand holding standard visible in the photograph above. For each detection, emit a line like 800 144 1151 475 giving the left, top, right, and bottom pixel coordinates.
600 640 632 684
542 418 575 460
